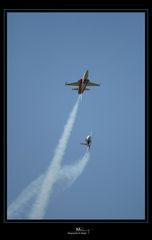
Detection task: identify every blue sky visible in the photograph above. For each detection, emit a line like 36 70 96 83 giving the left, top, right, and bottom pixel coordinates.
7 12 145 219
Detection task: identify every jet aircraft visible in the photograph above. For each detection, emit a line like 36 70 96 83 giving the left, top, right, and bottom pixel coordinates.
65 70 100 94
80 134 92 149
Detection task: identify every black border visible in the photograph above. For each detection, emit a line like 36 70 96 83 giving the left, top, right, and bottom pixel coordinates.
2 0 151 235
1 0 151 10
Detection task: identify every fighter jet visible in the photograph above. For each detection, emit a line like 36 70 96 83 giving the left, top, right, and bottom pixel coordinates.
80 134 92 149
65 70 100 94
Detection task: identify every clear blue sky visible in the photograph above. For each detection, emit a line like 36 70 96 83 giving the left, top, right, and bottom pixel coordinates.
7 12 145 219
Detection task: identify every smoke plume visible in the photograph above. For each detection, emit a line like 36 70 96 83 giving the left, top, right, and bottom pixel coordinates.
58 150 90 190
7 97 90 220
28 97 80 219
7 174 44 219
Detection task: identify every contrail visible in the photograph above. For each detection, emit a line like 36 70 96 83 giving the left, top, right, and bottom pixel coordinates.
7 150 90 219
58 150 90 190
7 97 85 219
29 97 80 219
42 150 90 205
7 174 44 219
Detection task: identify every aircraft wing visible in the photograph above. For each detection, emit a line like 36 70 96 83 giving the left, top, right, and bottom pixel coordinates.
87 81 100 86
65 81 79 86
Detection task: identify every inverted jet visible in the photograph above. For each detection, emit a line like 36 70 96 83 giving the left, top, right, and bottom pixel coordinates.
80 134 92 149
65 70 100 94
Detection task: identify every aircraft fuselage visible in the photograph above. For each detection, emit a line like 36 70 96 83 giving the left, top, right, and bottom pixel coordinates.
85 135 92 148
80 135 92 149
78 70 89 94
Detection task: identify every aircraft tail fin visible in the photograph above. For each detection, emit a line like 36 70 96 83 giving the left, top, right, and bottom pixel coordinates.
72 88 79 90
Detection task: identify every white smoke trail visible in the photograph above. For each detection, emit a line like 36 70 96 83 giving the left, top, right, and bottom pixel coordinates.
28 97 80 219
58 150 90 190
7 97 84 219
43 150 90 205
7 174 44 219
7 150 90 219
